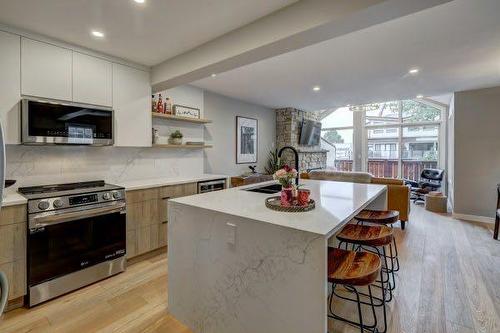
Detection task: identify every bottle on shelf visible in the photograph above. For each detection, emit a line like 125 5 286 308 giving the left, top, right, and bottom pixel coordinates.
165 97 172 115
152 94 157 113
157 93 164 113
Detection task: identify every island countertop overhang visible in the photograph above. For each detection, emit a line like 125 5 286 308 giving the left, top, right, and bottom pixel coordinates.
169 179 387 237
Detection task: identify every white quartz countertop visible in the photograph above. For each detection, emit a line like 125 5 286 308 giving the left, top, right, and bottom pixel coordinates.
118 174 229 191
170 179 387 236
2 188 28 207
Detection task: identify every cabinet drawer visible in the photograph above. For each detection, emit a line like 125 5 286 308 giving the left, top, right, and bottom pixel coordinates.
0 260 26 300
0 222 26 265
126 188 159 203
0 205 27 226
159 183 198 198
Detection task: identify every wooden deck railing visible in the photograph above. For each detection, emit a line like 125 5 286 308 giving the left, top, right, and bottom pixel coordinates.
334 159 437 181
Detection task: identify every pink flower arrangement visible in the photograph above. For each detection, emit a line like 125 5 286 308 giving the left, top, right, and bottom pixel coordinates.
273 165 298 188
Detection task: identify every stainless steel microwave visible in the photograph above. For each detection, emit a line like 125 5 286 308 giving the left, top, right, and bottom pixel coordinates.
22 98 113 146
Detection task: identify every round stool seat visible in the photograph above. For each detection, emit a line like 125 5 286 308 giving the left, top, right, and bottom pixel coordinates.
328 247 381 286
355 209 399 225
337 224 393 247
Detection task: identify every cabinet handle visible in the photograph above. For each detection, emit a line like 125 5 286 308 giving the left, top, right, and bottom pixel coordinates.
162 220 168 224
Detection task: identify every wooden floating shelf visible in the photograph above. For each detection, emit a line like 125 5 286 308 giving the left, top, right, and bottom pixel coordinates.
152 112 212 124
152 144 213 149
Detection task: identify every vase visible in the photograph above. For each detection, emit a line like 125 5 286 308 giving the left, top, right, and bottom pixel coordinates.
297 189 311 206
280 187 293 206
168 137 182 145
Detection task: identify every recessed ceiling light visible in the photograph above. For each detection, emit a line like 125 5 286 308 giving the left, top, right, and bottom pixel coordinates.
134 0 145 3
416 94 424 99
408 68 419 75
211 73 217 77
91 30 105 38
313 86 321 92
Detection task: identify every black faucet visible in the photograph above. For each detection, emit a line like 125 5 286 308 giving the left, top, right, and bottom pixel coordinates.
277 146 299 185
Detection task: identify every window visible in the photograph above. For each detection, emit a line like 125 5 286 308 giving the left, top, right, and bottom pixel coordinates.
321 107 353 171
320 99 445 179
365 99 443 180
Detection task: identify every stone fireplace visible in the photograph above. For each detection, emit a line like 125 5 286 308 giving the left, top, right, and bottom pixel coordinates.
275 108 327 172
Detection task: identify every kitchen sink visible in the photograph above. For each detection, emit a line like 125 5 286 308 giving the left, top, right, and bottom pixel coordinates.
244 183 282 194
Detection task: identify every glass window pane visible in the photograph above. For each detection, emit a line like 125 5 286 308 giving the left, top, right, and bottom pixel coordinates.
365 102 399 125
321 129 353 171
402 125 439 181
402 100 441 123
321 107 353 128
367 127 399 178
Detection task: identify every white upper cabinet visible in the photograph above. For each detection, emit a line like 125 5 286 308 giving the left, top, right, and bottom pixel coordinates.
21 38 72 101
112 63 151 147
0 31 21 144
72 52 112 107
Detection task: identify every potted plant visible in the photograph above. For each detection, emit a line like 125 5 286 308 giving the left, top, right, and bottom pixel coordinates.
264 148 284 175
169 130 183 145
273 165 298 206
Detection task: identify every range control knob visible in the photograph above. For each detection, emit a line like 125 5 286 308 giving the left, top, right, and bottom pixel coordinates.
53 199 64 208
102 192 111 200
112 191 121 199
38 201 50 210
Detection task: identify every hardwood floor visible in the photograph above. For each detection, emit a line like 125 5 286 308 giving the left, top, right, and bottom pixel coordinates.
1 204 498 333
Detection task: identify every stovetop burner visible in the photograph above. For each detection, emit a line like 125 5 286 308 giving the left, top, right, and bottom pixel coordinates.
18 180 124 202
19 180 106 195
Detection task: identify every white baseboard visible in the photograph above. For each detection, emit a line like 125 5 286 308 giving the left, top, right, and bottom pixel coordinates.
452 213 495 224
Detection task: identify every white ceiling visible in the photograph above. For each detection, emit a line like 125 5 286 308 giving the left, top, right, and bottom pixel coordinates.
193 0 500 110
0 0 296 66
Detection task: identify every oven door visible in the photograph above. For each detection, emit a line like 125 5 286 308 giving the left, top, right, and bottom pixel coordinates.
27 202 126 288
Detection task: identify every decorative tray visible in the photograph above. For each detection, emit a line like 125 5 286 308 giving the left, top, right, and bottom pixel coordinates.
265 196 315 213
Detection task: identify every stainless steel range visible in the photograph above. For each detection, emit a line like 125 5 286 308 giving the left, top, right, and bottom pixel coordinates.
18 180 126 307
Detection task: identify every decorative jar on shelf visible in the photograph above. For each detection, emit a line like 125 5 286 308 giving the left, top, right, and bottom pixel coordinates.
168 137 182 145
169 130 183 145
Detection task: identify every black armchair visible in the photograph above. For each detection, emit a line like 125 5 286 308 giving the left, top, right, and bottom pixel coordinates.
405 168 444 203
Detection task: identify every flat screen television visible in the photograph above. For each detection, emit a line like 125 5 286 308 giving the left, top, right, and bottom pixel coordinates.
299 119 321 146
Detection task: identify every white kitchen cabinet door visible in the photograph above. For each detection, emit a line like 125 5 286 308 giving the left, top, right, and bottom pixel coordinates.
112 63 151 147
21 38 72 101
73 52 112 107
0 31 21 144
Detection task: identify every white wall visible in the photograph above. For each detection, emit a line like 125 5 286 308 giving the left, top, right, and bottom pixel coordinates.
203 91 276 176
453 86 500 219
154 85 205 144
446 95 454 208
5 145 203 189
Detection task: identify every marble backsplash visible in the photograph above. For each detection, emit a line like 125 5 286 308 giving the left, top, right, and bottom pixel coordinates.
5 145 204 189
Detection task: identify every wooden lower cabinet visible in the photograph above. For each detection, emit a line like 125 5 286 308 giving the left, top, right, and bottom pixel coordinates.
125 182 197 259
0 204 27 303
0 260 26 300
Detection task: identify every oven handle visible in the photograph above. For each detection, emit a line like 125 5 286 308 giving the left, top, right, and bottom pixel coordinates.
29 202 126 229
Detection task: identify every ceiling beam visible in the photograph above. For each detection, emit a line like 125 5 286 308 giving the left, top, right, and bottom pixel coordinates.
151 0 453 92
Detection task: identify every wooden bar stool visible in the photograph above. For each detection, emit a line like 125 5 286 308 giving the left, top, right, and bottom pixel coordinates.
327 247 386 333
355 209 401 273
337 224 395 303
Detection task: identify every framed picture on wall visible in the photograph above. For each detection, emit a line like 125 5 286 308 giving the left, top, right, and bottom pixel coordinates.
236 116 258 164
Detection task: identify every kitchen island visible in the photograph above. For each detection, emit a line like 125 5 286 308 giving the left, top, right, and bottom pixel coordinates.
168 179 387 333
